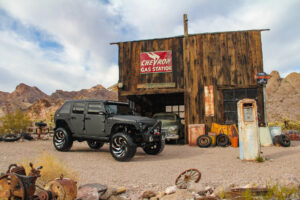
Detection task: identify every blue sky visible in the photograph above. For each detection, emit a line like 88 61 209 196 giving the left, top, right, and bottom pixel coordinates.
0 0 299 94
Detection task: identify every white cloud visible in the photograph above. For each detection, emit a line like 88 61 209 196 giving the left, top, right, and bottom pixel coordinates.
0 0 299 94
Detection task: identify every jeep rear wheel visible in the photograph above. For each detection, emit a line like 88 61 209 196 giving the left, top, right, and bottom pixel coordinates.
87 140 104 149
143 137 165 155
110 132 137 162
53 128 73 151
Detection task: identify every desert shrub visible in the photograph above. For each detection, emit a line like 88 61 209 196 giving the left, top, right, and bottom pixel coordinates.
19 151 78 187
269 118 300 132
0 110 32 134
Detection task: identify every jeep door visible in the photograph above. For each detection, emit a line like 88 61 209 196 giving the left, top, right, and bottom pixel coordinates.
70 102 85 135
85 102 106 136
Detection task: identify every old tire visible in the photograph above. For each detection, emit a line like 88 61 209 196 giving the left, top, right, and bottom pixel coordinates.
3 134 22 142
110 132 137 162
216 134 229 147
278 134 291 147
53 128 73 151
87 140 104 149
197 135 212 148
143 137 165 155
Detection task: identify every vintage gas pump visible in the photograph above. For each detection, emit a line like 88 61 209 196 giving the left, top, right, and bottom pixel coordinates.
238 99 260 160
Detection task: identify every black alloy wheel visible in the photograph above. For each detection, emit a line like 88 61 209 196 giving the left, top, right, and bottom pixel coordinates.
196 135 212 148
143 137 165 155
87 140 104 149
110 132 136 162
53 128 73 151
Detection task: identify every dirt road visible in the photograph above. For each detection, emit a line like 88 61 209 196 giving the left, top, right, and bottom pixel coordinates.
0 139 299 191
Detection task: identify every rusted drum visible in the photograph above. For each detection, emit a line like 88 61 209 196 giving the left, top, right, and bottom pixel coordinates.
44 177 77 200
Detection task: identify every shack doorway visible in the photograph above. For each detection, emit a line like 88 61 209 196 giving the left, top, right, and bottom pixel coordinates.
127 92 185 137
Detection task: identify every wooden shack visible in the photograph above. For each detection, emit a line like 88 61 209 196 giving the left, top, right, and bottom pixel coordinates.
112 25 267 142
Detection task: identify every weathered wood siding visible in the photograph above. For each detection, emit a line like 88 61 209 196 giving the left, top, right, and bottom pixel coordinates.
116 30 264 137
184 31 264 135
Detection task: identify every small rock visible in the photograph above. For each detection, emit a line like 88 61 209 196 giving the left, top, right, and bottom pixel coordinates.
213 185 231 197
77 183 107 200
155 191 165 199
161 189 194 200
113 186 127 195
141 190 157 198
187 182 206 194
108 195 126 200
165 185 177 195
100 187 114 200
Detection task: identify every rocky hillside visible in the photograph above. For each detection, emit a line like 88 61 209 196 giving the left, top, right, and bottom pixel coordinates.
0 83 118 124
266 71 300 122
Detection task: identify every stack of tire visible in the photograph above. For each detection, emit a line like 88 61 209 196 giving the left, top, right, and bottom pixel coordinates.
197 134 230 148
273 134 291 147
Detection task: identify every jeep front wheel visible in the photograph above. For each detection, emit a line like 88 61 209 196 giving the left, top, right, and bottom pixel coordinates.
53 128 73 151
87 140 104 149
110 132 136 162
143 137 165 155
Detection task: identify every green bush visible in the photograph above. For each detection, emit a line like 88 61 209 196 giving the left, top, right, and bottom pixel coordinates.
0 110 32 134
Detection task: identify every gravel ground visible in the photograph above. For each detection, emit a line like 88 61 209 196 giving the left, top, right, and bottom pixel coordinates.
0 139 299 195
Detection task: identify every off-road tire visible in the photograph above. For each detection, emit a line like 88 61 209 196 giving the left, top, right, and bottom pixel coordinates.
278 134 291 147
216 134 229 147
197 135 212 148
110 132 137 162
53 128 73 151
3 134 22 142
143 137 165 155
87 140 104 149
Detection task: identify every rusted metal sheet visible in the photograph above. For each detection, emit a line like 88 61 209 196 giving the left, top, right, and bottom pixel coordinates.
204 85 214 116
259 127 273 146
137 82 176 89
238 99 260 160
188 124 205 146
44 175 77 200
140 51 172 74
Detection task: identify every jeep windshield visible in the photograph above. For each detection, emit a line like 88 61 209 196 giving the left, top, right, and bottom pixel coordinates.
105 103 133 115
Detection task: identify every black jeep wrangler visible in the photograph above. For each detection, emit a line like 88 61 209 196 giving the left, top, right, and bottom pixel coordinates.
53 99 164 161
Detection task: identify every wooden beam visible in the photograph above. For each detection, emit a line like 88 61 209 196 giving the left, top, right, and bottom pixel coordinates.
119 88 185 96
184 14 188 37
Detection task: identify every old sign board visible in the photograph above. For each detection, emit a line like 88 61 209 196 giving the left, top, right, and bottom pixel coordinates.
255 72 271 85
140 51 172 74
137 82 175 89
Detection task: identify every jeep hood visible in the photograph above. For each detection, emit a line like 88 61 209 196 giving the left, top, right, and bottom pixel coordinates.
109 115 156 125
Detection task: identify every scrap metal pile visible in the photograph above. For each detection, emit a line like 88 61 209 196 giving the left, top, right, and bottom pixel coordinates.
0 163 77 200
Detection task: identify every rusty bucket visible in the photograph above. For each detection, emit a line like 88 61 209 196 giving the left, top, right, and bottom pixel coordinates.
231 137 239 148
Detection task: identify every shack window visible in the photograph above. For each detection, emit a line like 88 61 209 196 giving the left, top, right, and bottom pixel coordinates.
165 105 185 124
223 88 258 124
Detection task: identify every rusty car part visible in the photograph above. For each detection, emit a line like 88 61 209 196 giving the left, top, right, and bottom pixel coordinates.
44 175 77 200
38 190 54 200
7 164 26 175
0 163 43 200
175 168 201 189
224 187 269 199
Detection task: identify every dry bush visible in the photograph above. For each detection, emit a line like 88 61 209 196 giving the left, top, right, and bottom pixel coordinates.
269 118 300 132
19 151 78 187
